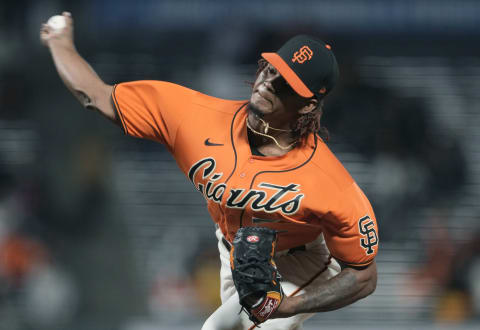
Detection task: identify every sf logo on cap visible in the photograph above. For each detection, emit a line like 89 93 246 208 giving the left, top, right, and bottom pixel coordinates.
292 46 313 64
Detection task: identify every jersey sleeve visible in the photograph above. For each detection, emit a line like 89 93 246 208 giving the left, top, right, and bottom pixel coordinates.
322 182 379 266
111 80 199 151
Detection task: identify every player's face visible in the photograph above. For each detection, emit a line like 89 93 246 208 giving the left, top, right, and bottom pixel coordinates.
249 64 311 120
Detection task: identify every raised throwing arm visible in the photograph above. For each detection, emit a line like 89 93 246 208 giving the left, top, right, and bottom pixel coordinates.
40 12 118 124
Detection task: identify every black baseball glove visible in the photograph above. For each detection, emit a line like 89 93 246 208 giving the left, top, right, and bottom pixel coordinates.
230 227 284 325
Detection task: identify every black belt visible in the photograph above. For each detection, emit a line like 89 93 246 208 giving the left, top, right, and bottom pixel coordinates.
222 237 306 254
222 237 232 251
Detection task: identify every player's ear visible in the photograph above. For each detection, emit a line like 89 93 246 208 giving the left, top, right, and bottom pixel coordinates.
298 97 318 115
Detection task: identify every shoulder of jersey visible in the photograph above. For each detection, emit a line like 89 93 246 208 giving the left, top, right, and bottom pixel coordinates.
138 80 247 115
307 136 355 192
192 92 247 115
170 82 247 115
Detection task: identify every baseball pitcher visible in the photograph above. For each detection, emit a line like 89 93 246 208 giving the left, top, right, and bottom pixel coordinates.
41 12 379 330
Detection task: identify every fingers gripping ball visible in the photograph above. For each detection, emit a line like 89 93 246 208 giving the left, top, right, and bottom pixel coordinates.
230 227 284 325
47 15 67 30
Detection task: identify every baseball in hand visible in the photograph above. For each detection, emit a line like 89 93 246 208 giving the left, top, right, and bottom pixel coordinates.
47 15 67 30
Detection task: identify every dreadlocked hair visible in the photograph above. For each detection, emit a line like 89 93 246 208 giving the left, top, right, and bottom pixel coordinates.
292 101 330 142
252 59 330 142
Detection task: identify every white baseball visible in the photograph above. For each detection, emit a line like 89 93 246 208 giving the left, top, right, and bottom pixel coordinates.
47 15 67 30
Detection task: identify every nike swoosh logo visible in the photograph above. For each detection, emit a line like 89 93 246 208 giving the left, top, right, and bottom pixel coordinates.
204 138 224 146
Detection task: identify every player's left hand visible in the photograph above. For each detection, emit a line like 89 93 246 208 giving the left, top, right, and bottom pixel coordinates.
230 227 284 325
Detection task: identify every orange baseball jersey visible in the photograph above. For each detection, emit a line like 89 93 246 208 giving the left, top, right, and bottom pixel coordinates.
112 80 379 266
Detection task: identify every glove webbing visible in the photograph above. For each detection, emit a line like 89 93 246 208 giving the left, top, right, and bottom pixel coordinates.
235 249 271 286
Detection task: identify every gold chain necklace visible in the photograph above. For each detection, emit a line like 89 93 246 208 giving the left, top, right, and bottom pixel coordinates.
256 117 292 134
246 118 298 151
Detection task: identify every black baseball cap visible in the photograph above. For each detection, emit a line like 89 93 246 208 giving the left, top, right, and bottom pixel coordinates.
262 35 339 99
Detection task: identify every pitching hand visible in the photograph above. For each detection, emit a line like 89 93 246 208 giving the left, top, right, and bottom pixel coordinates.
40 12 74 48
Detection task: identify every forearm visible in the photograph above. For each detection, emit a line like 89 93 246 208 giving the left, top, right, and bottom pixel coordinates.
297 268 373 313
276 261 377 316
50 43 100 103
48 42 116 121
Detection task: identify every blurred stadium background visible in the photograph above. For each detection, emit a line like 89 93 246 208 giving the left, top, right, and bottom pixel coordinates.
1 0 480 329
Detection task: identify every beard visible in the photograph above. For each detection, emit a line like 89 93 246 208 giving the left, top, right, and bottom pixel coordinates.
247 102 265 118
